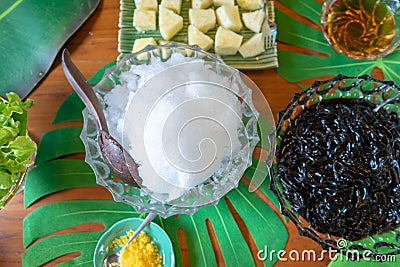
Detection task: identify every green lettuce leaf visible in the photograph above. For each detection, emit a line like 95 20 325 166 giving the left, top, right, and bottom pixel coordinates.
0 93 37 201
5 136 37 159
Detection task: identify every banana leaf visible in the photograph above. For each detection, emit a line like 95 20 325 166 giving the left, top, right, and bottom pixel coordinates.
0 0 100 98
276 0 400 84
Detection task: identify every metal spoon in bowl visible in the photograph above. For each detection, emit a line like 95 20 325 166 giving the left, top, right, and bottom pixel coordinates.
61 49 141 188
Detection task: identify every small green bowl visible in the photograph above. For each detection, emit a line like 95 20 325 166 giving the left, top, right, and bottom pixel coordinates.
93 218 175 266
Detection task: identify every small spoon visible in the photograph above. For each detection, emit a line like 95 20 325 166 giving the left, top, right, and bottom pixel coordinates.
103 212 157 267
61 49 141 187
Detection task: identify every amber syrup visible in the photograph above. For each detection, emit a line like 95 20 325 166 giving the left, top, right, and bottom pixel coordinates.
322 0 395 59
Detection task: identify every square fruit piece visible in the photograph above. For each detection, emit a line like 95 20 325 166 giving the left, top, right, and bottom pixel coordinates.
216 5 243 32
239 33 265 58
188 25 214 51
242 9 265 33
189 8 216 33
214 26 243 55
159 6 183 40
133 9 156 31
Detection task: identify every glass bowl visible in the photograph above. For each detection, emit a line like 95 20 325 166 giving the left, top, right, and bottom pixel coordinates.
80 43 261 217
270 74 400 258
93 218 174 267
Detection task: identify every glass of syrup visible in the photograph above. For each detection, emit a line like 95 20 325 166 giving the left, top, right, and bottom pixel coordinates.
321 0 400 60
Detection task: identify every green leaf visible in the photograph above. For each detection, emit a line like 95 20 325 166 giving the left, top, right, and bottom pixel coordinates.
87 61 117 85
0 0 100 98
35 127 84 164
280 0 321 24
52 93 85 124
52 61 116 124
276 1 400 84
256 115 274 150
13 110 28 136
0 171 13 189
24 159 97 208
243 159 280 209
6 136 37 159
163 212 217 266
23 200 138 267
24 232 98 267
227 182 287 266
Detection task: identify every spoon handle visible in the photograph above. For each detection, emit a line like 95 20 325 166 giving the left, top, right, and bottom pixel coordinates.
61 49 109 132
374 90 400 113
122 213 158 250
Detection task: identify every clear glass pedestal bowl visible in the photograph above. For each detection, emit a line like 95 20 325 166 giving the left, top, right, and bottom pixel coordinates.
80 43 264 218
270 74 400 259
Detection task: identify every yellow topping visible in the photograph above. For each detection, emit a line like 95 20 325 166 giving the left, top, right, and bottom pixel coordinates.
109 230 162 267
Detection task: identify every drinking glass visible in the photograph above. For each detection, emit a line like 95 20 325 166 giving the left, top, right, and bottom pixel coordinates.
321 0 400 60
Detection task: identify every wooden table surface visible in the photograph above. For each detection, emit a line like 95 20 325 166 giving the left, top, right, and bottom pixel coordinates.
0 0 333 266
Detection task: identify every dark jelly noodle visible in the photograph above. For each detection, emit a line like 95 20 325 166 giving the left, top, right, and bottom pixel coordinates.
276 98 400 241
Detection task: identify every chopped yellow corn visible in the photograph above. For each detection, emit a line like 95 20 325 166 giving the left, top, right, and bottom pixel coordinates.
109 230 162 267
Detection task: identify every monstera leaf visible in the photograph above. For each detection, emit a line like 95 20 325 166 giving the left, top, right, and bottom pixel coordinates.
0 0 100 98
23 200 139 266
23 63 288 266
276 0 400 83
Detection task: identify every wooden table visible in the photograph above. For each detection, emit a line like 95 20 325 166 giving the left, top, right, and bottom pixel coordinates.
0 1 331 266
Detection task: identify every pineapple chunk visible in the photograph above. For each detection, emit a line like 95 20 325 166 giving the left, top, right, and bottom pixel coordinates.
189 8 216 33
133 9 156 31
135 0 158 10
159 6 184 40
216 5 242 32
188 25 214 51
236 0 263 10
192 0 213 9
213 0 234 7
242 9 265 33
214 26 243 55
132 37 157 53
239 33 265 58
160 0 182 14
